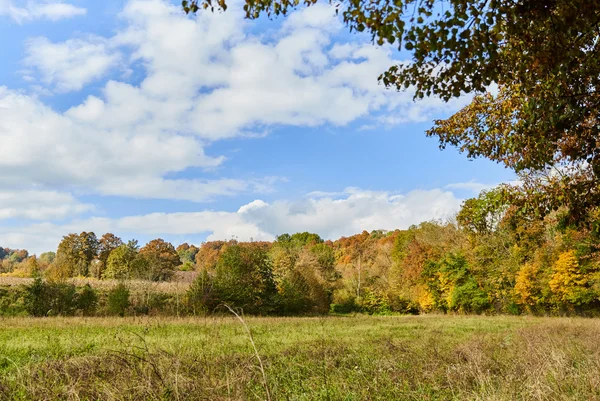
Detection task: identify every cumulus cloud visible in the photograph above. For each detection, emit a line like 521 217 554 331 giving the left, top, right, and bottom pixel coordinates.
24 37 122 92
0 189 93 220
3 0 472 212
0 87 230 201
0 0 85 22
0 188 463 254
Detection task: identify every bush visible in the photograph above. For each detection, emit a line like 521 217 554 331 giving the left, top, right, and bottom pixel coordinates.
24 277 47 317
24 278 78 317
0 287 26 316
330 289 359 314
75 284 98 316
46 282 77 316
388 296 420 315
180 261 194 271
186 270 213 315
108 283 130 316
359 290 392 315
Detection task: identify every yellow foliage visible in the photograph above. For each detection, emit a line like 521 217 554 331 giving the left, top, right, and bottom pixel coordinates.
514 263 539 306
549 250 586 303
436 272 455 308
417 285 435 312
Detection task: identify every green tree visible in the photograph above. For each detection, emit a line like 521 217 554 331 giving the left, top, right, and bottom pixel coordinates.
210 243 278 314
104 241 144 280
38 251 56 268
457 188 508 235
177 243 200 266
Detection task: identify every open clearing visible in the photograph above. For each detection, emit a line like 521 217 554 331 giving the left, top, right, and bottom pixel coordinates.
0 315 599 400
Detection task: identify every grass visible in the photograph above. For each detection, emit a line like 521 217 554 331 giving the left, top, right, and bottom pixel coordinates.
0 315 599 400
0 276 191 294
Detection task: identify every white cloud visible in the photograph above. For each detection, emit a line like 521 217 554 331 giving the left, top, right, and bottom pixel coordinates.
0 87 228 201
236 187 462 239
4 0 469 207
0 188 463 254
24 37 121 92
445 181 497 194
0 0 85 23
0 189 93 220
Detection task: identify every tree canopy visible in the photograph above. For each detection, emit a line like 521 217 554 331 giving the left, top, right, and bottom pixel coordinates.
184 0 600 221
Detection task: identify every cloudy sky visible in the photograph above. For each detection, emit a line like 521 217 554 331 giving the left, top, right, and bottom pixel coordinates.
0 0 513 254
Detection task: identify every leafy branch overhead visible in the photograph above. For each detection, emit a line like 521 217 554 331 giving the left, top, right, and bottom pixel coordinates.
184 0 600 221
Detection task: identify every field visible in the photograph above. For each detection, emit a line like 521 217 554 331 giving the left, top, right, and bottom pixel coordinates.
1 316 599 400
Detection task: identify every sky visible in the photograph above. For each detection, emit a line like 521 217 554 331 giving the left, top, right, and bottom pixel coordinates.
0 0 514 254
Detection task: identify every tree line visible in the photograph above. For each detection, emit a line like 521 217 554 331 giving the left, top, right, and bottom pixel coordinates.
3 185 600 316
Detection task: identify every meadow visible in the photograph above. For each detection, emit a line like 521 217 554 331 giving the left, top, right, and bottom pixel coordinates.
1 315 599 401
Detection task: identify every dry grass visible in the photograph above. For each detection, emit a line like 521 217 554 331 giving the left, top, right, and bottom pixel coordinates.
0 315 599 400
0 276 191 294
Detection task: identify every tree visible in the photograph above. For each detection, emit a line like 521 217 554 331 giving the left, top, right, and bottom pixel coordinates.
139 239 180 281
271 236 338 314
97 233 123 278
195 240 235 271
209 243 278 314
104 241 144 280
457 188 507 235
7 249 28 263
185 0 600 220
177 243 199 265
549 250 590 305
55 232 99 277
38 252 56 268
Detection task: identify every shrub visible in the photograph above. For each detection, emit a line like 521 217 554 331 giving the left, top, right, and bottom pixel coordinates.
24 277 47 317
388 296 420 315
23 278 78 316
359 289 392 315
186 270 213 315
0 287 26 316
330 289 359 314
108 283 130 316
75 284 98 316
180 261 194 271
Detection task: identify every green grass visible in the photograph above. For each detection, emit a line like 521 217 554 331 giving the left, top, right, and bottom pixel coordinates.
0 315 599 400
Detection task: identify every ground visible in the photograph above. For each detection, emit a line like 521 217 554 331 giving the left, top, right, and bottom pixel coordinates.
0 315 599 400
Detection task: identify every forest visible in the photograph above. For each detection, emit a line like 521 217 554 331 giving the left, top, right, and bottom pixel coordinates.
2 183 599 317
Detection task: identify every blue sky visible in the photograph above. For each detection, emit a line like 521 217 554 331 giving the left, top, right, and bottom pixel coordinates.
0 0 514 254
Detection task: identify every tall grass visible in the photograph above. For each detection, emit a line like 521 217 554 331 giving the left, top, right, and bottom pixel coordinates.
0 276 190 294
0 315 599 400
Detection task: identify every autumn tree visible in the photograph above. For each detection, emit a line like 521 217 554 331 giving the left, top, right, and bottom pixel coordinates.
549 250 590 306
177 243 199 270
195 240 233 271
96 233 123 278
104 241 145 280
54 232 99 277
139 239 180 281
38 252 56 269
